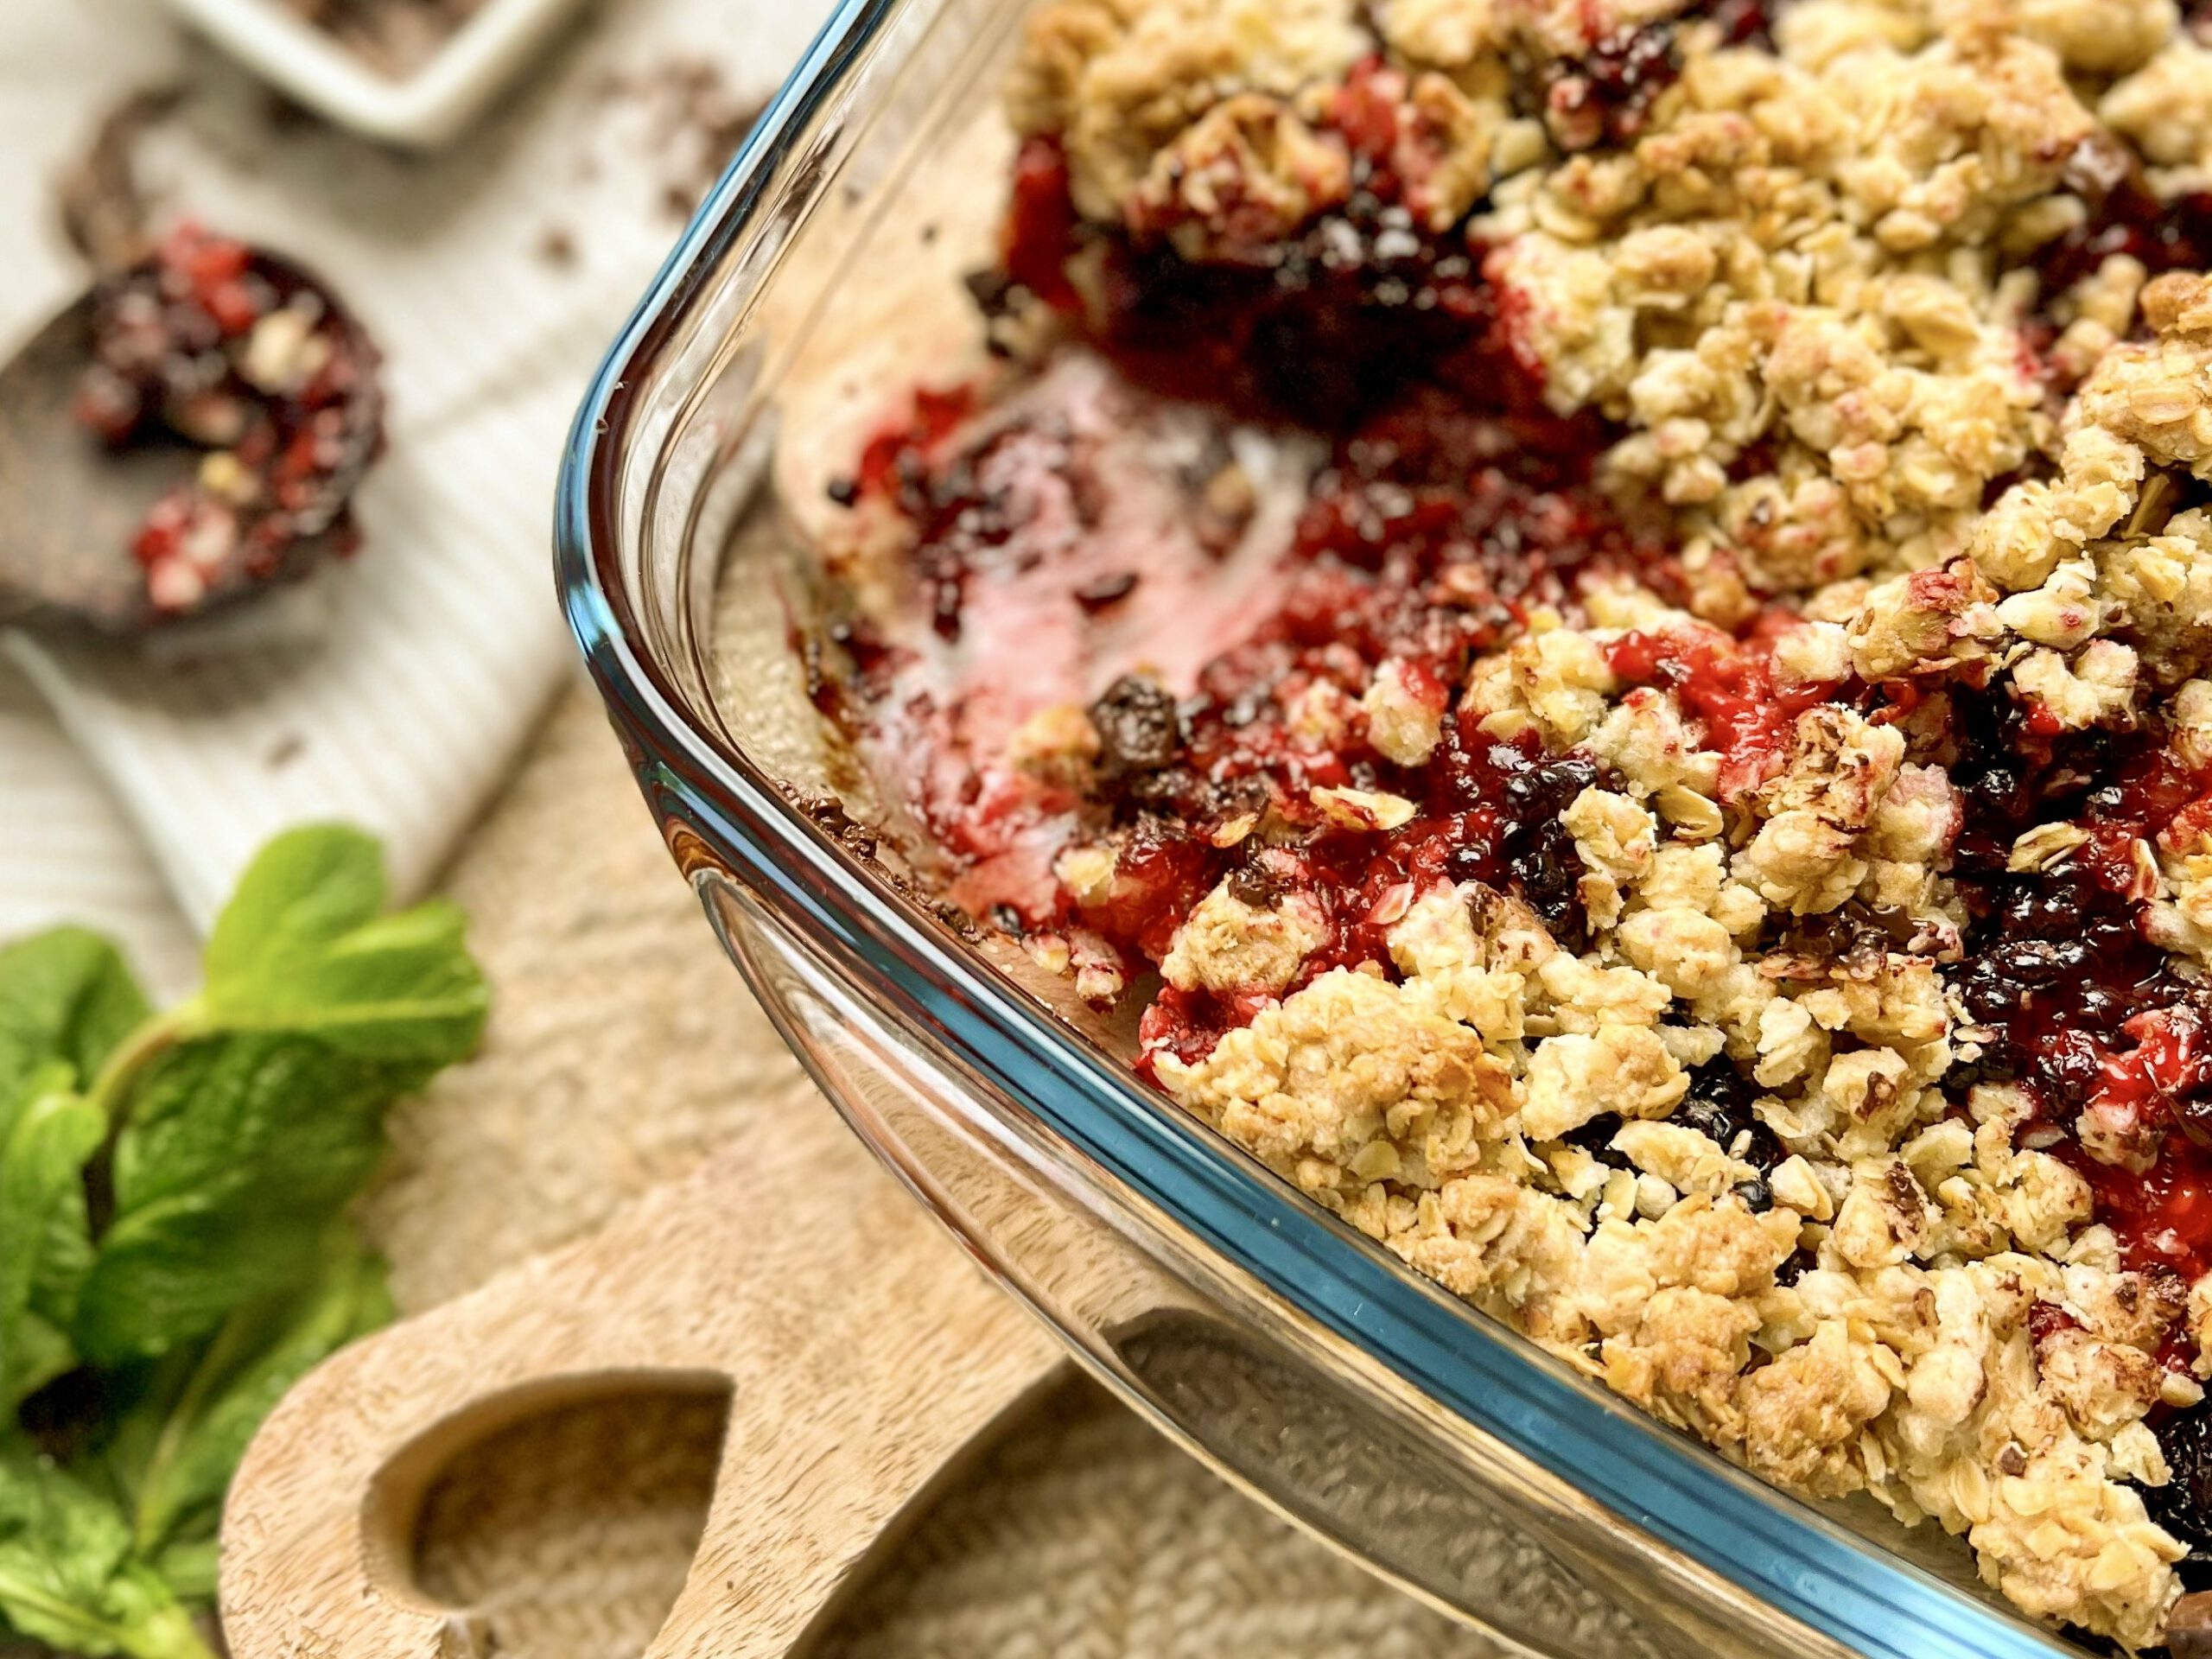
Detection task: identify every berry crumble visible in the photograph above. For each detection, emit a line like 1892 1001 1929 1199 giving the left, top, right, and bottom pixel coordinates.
813 0 2212 1645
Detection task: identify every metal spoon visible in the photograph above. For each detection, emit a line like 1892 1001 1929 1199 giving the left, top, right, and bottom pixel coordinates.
0 247 383 640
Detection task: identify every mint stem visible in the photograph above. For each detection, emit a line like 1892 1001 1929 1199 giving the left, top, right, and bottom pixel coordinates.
0 1580 217 1659
130 1307 249 1559
82 1003 199 1128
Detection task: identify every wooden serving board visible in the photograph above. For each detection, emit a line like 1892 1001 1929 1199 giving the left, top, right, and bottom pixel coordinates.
218 1095 1072 1659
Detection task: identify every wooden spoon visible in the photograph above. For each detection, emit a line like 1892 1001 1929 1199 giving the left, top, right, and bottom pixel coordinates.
217 1094 1082 1657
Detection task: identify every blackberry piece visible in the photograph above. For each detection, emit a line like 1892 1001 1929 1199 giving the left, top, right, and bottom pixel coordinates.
1498 751 1601 950
1560 1114 1633 1172
1499 751 1598 824
1512 823 1588 949
1090 675 1183 781
1564 1102 1777 1212
1958 938 2093 1028
1225 855 1288 911
1672 1057 1787 1176
2145 1406 2212 1595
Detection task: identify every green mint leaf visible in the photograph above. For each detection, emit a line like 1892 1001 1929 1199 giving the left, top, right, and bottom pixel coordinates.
146 1535 217 1605
0 832 476 1654
0 928 149 1096
0 1440 213 1659
200 827 487 1065
112 1230 392 1562
201 825 385 989
0 1065 104 1409
70 1033 426 1364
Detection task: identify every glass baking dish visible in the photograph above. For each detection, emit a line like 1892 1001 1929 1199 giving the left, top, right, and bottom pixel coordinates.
552 2 2095 1654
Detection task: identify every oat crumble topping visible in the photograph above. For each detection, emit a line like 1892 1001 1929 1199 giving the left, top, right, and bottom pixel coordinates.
816 0 2212 1646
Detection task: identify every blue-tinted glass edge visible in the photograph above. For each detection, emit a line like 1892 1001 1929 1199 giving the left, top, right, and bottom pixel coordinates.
550 7 2082 1656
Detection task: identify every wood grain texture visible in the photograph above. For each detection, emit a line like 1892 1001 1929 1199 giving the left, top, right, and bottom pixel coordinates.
220 1093 1069 1659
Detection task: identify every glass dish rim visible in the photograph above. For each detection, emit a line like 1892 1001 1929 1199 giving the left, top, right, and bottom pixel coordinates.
550 6 2089 1655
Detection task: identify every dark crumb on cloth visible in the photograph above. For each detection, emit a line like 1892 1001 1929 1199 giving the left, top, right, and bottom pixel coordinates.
594 55 765 219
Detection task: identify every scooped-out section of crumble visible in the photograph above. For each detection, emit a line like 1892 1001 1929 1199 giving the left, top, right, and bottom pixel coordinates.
812 0 2212 1648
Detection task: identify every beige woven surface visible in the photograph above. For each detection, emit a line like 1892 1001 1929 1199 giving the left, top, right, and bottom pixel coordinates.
369 680 1500 1659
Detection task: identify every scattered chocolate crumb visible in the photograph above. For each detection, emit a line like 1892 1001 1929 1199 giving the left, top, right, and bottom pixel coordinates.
537 225 577 268
265 733 307 769
964 268 1035 359
826 476 860 507
920 223 938 245
595 56 765 219
261 88 317 133
964 268 1018 319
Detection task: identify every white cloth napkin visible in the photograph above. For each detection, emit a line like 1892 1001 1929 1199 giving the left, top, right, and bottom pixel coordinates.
0 0 832 947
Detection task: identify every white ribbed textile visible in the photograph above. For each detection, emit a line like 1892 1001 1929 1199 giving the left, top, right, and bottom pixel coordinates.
0 0 830 950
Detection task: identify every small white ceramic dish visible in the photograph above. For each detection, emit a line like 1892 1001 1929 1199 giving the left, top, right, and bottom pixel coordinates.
157 0 594 147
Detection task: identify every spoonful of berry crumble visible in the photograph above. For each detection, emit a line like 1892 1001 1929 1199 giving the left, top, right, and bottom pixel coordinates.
0 221 385 637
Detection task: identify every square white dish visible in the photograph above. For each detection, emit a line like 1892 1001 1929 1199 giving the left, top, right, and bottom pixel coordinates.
156 0 594 147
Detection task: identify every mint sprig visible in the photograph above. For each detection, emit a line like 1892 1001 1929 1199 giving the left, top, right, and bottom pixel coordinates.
0 827 486 1657
0 1444 207 1659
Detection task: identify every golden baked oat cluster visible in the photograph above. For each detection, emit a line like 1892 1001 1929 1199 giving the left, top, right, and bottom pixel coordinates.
820 0 2212 1645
